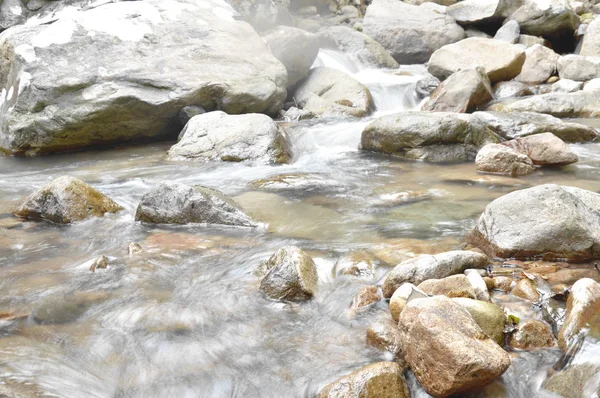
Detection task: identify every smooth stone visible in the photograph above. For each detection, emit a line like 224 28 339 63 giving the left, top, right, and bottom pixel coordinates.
558 278 600 351
516 44 560 84
508 319 556 349
422 67 493 113
475 143 536 177
453 297 506 345
318 362 410 398
502 132 578 166
366 317 404 358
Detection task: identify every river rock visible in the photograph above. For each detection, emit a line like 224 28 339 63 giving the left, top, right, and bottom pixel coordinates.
465 268 491 301
493 81 533 99
361 112 500 162
510 0 579 39
428 38 526 83
542 363 600 398
293 67 373 117
453 298 506 345
502 132 578 166
89 255 109 273
178 106 206 126
135 182 256 227
389 283 427 321
382 250 489 298
0 0 287 155
557 54 600 81
518 34 547 47
318 362 410 398
352 286 381 308
516 44 559 84
422 67 494 113
447 0 521 26
475 143 536 176
14 176 122 224
486 90 600 117
33 291 109 325
580 17 600 56
398 296 511 397
470 184 600 261
263 26 319 88
471 111 599 142
552 78 584 92
316 26 398 69
492 276 515 291
415 74 440 99
0 0 96 32
508 319 556 349
259 246 318 302
166 112 292 164
584 78 600 91
366 317 403 357
512 278 541 302
418 274 478 299
494 20 520 43
558 278 600 351
363 0 465 64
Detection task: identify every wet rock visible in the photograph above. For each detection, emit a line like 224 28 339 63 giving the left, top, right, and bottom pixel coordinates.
14 176 122 224
282 107 315 122
263 26 319 88
336 251 376 279
447 0 520 26
0 0 287 155
508 319 556 349
512 278 541 302
493 81 534 99
469 184 600 262
249 173 338 192
167 112 292 164
318 362 410 398
516 44 560 84
178 105 206 126
558 278 600 351
418 274 477 299
510 0 580 39
542 363 600 398
363 0 465 64
557 54 600 82
389 283 427 322
428 38 526 83
135 182 256 227
316 26 398 69
492 276 515 292
422 67 494 113
580 17 600 56
475 143 536 176
293 67 373 117
494 20 520 43
486 90 600 117
258 246 318 302
415 74 440 99
471 111 599 142
465 268 491 301
128 242 144 256
352 286 381 308
502 132 578 166
453 297 506 345
382 250 488 298
361 112 500 163
89 255 109 273
366 317 403 357
399 296 511 397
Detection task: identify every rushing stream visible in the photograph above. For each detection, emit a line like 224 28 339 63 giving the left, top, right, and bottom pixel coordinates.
1 50 599 397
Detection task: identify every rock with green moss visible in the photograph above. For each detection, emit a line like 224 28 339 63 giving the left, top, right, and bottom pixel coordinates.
453 298 506 345
318 362 410 398
167 112 292 164
135 182 256 227
14 176 122 224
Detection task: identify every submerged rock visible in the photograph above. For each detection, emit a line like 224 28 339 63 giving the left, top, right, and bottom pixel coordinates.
508 319 556 349
399 296 511 397
453 298 506 345
89 255 109 273
14 176 122 224
166 112 292 164
135 182 256 227
382 250 489 298
469 184 600 262
422 67 493 113
542 363 600 398
558 278 600 351
502 132 578 166
318 362 410 398
475 143 536 177
259 246 318 302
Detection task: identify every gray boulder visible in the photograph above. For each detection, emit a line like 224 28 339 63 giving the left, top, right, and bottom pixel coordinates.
558 278 600 350
485 90 600 117
293 67 373 117
510 0 579 39
516 44 559 84
363 0 465 64
316 25 398 69
502 132 579 165
0 0 287 155
469 184 600 262
493 81 533 99
557 54 600 81
494 20 520 43
428 38 525 83
259 246 318 302
415 74 440 99
178 105 206 126
166 111 292 164
361 112 500 163
382 250 489 298
135 182 256 226
422 67 493 113
580 17 600 56
475 143 536 176
263 26 319 88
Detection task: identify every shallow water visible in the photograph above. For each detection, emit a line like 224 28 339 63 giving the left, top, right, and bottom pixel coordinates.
0 51 599 397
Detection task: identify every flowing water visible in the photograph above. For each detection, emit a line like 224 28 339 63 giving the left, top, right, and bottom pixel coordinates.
0 50 599 397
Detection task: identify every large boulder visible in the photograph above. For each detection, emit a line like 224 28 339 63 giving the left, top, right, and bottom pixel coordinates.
382 250 489 298
293 67 373 117
399 296 511 397
471 111 599 142
361 112 501 163
542 363 600 398
502 132 578 166
557 54 600 81
428 38 525 83
580 17 600 57
475 143 535 176
363 0 465 64
135 182 256 226
316 26 398 69
318 362 410 398
468 184 600 262
509 0 579 39
453 298 506 345
14 176 122 224
447 0 523 26
558 278 600 350
262 26 319 88
258 246 318 302
485 90 600 117
516 44 559 84
166 111 292 163
0 0 287 155
422 67 493 113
